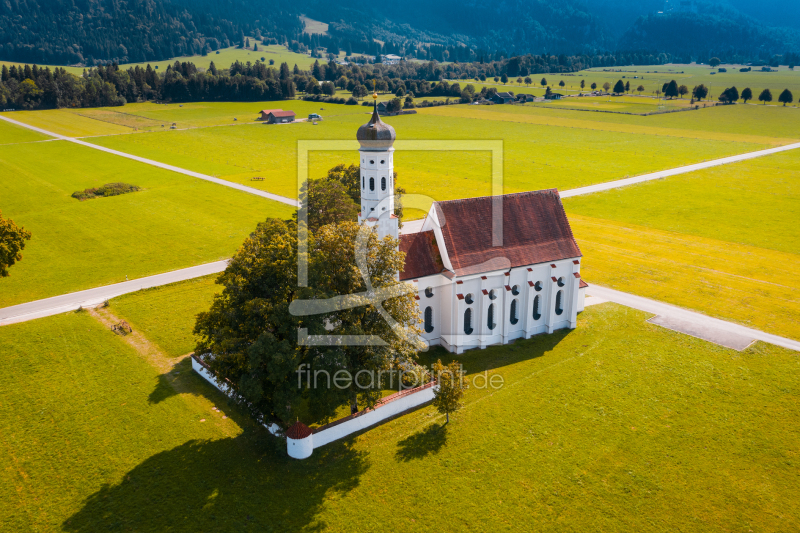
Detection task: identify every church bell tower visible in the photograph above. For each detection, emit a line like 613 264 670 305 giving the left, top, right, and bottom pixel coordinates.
356 93 399 242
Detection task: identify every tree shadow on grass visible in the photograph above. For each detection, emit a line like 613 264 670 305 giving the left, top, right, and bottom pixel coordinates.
395 423 448 462
62 429 369 532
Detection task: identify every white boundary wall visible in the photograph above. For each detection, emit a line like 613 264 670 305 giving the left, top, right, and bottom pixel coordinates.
192 357 436 455
312 384 437 448
191 357 281 435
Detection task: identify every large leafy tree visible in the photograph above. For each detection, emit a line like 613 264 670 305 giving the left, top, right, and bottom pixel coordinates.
741 87 753 103
195 164 420 428
692 84 708 101
613 79 625 94
295 175 359 233
0 211 32 277
779 89 794 106
664 79 679 99
194 217 421 428
759 88 773 104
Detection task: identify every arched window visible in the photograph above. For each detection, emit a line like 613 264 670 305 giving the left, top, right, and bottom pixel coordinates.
425 287 434 298
488 289 497 300
510 299 519 325
465 293 473 305
362 176 365 189
380 159 385 164
487 303 496 330
557 277 565 287
534 281 542 292
381 177 386 191
533 295 541 320
370 160 374 164
369 177 375 191
555 290 563 315
424 307 434 333
511 285 520 295
464 308 473 335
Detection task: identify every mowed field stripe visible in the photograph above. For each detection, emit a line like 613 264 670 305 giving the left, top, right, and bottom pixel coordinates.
0 114 298 208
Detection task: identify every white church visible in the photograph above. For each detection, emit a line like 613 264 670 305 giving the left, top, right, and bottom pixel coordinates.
356 97 587 354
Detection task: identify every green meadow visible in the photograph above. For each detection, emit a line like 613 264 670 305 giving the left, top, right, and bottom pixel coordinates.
0 118 51 144
0 44 321 76
423 100 800 144
109 275 219 358
82 102 765 203
2 303 799 531
0 140 292 307
565 151 800 340
581 64 800 101
565 151 800 254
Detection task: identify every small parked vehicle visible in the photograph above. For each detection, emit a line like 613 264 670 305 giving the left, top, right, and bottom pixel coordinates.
308 113 322 120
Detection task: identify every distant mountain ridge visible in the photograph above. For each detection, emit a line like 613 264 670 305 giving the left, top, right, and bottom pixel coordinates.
0 0 797 66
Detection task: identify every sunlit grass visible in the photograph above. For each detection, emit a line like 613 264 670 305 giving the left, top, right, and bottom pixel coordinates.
570 214 800 340
0 141 292 307
2 304 799 531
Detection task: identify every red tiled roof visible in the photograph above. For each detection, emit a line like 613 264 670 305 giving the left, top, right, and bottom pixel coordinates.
434 190 581 276
260 109 282 114
269 111 295 118
286 421 312 439
579 279 589 289
399 230 443 280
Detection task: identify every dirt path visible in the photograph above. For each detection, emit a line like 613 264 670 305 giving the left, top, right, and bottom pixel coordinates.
88 306 194 392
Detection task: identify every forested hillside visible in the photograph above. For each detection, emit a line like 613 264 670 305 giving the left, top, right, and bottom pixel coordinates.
0 0 302 65
621 8 800 63
0 0 798 66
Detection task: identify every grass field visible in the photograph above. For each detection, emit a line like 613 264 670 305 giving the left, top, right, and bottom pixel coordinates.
0 44 322 76
82 103 765 204
422 102 800 145
0 140 292 307
563 151 800 340
565 151 800 254
0 118 52 144
581 64 800 103
109 275 219 358
2 303 799 531
571 215 800 341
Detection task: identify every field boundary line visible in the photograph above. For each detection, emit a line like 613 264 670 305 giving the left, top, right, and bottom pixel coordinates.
0 114 298 207
560 141 800 198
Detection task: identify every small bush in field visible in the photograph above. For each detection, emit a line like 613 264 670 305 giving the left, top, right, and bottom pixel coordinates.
72 183 140 201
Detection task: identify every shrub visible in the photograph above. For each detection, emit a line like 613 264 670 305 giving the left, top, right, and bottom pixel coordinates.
345 97 358 105
72 183 140 201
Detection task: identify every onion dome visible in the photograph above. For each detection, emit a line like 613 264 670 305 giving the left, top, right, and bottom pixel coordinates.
357 95 396 151
286 421 312 439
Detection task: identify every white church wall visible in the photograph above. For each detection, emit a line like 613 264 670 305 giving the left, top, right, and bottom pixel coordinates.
526 263 552 337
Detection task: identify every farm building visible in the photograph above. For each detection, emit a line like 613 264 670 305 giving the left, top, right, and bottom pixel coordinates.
264 111 296 124
257 109 283 120
356 98 586 354
491 92 515 104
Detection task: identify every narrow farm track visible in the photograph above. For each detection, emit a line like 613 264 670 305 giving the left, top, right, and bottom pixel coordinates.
0 114 298 208
88 307 185 375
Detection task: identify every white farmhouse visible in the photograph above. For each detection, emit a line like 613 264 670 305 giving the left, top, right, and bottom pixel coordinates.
356 99 587 354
